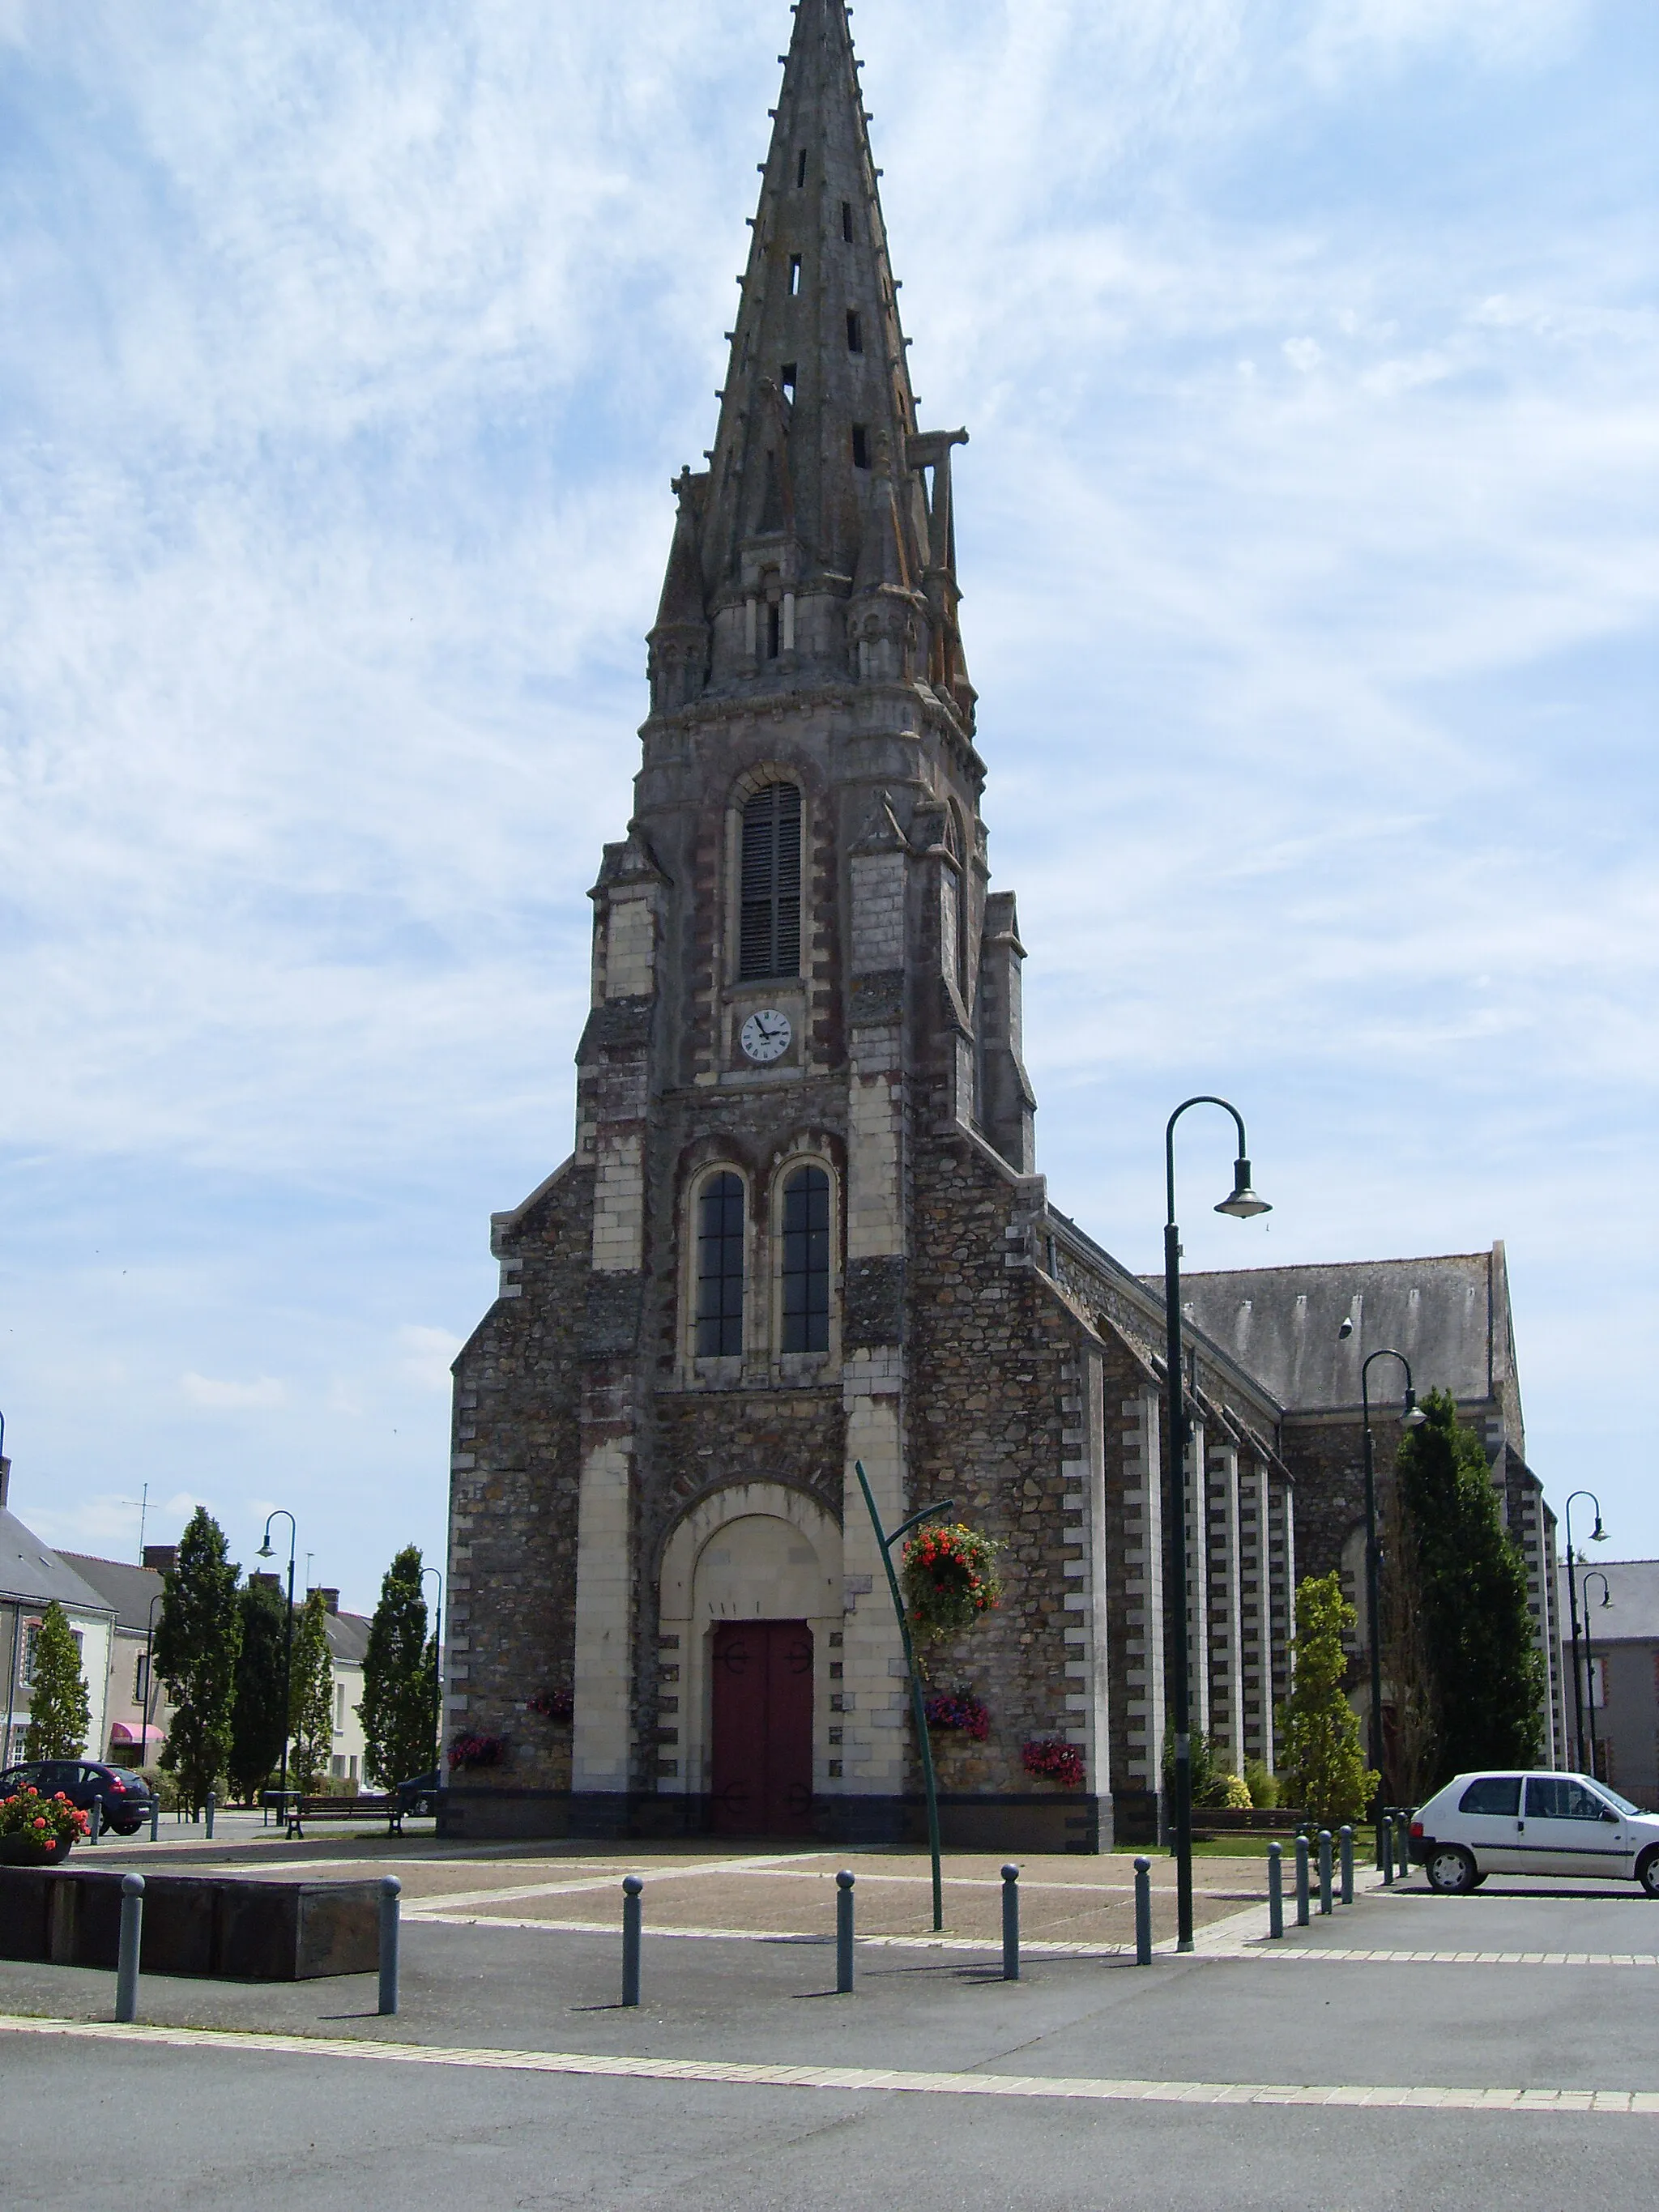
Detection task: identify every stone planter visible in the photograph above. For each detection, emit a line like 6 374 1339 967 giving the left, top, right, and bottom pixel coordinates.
0 1831 74 1866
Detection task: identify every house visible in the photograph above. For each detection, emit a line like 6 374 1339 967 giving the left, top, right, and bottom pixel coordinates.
0 1455 115 1767
1558 1558 1659 1808
59 1546 179 1766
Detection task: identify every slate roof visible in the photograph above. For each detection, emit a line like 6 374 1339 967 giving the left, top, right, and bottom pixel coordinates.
1558 1560 1659 1645
0 1511 116 1615
1167 1247 1516 1426
324 1610 371 1669
60 1553 164 1633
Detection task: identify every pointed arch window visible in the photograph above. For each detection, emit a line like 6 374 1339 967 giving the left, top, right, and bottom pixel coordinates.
780 1165 830 1353
739 782 801 980
695 1173 745 1357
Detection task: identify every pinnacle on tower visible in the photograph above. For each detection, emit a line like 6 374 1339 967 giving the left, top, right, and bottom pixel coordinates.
646 0 974 730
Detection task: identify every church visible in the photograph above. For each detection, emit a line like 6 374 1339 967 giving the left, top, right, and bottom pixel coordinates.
440 0 1563 1852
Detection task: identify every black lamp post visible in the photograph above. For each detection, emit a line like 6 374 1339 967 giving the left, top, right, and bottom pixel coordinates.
420 1565 444 1771
1580 1570 1611 1783
1335 1327 1427 1793
141 1588 164 1759
1563 1490 1606 1775
256 1511 298 1799
1163 1097 1269 1953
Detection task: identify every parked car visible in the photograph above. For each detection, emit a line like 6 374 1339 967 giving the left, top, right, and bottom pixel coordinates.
0 1759 156 1837
395 1770 441 1819
1410 1771 1659 1894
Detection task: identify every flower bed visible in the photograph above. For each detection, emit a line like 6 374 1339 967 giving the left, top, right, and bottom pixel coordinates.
901 1523 1002 1645
0 1784 88 1862
923 1688 990 1741
1021 1737 1085 1789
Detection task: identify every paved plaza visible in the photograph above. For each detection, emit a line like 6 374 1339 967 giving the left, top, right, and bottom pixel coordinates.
4 1825 1659 2207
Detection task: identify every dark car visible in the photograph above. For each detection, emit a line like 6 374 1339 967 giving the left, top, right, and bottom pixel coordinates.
395 1770 441 1819
0 1759 156 1836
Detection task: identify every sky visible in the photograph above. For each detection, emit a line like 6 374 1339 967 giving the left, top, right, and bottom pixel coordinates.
1 0 1654 1613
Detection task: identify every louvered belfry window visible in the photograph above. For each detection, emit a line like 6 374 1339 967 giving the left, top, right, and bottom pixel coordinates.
780 1165 830 1353
739 782 802 980
695 1173 745 1357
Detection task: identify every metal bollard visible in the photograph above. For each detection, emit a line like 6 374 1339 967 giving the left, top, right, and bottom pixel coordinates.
1381 1816 1394 1886
1294 1834 1311 1927
88 1795 101 1845
1267 1842 1283 1939
204 1792 215 1841
115 1873 145 2022
378 1876 401 2016
148 1794 160 1843
621 1875 643 2007
1133 1856 1153 1965
1318 1830 1333 1916
1399 1813 1412 1880
1000 1864 1020 1982
1340 1825 1354 1906
836 1870 855 1994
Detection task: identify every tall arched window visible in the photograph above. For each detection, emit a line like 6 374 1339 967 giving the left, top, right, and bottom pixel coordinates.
780 1165 830 1353
695 1173 745 1357
739 782 801 980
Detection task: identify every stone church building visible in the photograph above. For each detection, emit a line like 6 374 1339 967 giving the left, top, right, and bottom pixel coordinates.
441 0 1560 1851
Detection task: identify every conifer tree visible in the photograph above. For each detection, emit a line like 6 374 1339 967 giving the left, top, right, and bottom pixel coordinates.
154 1507 241 1815
1277 1572 1380 1826
357 1545 437 1788
1394 1389 1543 1784
23 1600 91 1759
288 1589 335 1793
228 1576 289 1803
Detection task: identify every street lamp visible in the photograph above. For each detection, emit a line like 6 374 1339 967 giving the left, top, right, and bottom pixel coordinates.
142 1588 164 1759
1336 1323 1427 1794
1563 1491 1607 1776
1164 1097 1269 1954
420 1565 444 1773
256 1511 298 1801
1580 1570 1611 1783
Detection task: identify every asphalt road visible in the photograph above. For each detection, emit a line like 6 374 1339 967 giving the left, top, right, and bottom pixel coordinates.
4 1877 1657 2209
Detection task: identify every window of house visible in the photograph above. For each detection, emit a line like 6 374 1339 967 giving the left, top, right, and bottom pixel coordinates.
696 1173 746 1357
781 361 796 400
842 199 854 242
739 782 801 979
21 1624 40 1686
766 599 781 659
133 1654 148 1703
781 1165 830 1353
789 254 801 296
335 1682 346 1731
796 148 808 188
851 423 869 469
846 309 863 353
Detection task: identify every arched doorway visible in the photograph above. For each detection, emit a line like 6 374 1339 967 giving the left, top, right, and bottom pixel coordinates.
657 1485 842 1835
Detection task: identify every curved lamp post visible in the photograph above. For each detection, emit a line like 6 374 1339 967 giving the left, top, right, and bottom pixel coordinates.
1164 1097 1269 1954
256 1511 298 1800
1580 1570 1611 1783
141 1588 164 1758
1563 1491 1607 1775
1336 1326 1427 1793
420 1565 444 1772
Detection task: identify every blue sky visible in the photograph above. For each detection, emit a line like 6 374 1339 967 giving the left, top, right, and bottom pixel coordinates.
1 0 1654 1610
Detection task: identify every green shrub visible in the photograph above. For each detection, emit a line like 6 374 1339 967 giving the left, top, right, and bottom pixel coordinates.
1213 1772 1252 1809
1243 1758 1281 1809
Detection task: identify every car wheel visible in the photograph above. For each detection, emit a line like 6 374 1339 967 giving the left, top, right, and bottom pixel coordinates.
1426 1844 1479 1894
111 1822 143 1837
1636 1849 1659 1898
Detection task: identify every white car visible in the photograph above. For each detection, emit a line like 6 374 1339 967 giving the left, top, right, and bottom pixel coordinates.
1410 1771 1659 1894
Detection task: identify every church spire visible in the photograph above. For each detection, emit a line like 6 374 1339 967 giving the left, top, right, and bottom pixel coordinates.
646 0 973 730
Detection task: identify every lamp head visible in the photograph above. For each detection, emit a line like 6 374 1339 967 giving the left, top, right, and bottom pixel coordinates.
1215 1159 1271 1221
256 1538 274 1560
1601 1587 1614 1609
1404 1389 1427 1429
1593 1516 1607 1543
1337 1317 1354 1341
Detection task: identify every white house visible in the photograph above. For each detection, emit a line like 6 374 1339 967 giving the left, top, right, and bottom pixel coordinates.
1 1456 114 1767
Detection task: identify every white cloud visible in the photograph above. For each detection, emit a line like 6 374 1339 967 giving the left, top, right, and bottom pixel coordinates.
181 1374 287 1410
399 1326 464 1394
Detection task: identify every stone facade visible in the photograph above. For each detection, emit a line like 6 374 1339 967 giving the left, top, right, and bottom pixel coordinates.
442 1 1556 1848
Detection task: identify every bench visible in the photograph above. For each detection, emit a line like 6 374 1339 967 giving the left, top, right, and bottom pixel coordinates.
261 1791 400 1839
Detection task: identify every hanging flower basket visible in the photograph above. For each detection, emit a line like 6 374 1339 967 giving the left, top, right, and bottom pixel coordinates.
924 1687 991 1741
527 1689 574 1724
900 1522 1002 1646
0 1785 87 1862
1021 1737 1085 1789
447 1733 506 1772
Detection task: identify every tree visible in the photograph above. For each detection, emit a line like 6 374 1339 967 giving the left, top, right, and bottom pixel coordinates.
153 1507 241 1816
1379 1465 1438 1804
228 1577 289 1804
1394 1389 1544 1785
1277 1572 1380 1826
288 1589 334 1794
23 1600 91 1759
357 1545 437 1789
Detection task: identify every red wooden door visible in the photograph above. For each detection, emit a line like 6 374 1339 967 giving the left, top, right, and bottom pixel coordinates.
710 1621 814 1836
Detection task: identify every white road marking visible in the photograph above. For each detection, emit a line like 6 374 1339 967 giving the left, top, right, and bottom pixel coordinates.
2 2015 1653 2114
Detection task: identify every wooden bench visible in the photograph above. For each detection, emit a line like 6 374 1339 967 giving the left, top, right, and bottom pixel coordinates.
261 1791 399 1839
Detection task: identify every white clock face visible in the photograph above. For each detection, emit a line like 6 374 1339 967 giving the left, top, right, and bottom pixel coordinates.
740 1008 792 1064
